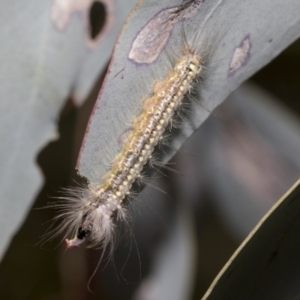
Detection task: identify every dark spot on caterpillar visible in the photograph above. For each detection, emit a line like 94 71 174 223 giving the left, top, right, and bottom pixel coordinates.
77 227 89 240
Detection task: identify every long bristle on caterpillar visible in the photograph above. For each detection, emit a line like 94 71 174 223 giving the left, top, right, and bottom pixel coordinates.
64 47 203 249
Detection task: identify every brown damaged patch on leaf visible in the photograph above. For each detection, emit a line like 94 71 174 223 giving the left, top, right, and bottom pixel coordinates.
128 0 203 64
228 34 251 75
51 0 115 48
51 0 91 30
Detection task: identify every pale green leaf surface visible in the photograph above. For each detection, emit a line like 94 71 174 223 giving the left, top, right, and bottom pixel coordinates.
73 0 137 104
77 0 300 189
0 0 136 260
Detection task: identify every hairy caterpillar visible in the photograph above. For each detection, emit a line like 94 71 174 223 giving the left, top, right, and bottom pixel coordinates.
52 0 232 251
65 48 203 249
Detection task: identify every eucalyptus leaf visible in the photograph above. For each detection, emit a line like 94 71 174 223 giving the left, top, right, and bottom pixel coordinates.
202 180 300 300
77 0 300 189
0 0 136 260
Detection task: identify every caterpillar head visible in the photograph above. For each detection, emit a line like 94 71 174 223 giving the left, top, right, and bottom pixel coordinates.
65 201 118 249
65 213 94 248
